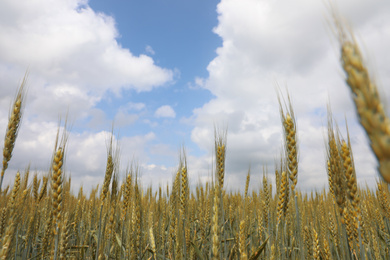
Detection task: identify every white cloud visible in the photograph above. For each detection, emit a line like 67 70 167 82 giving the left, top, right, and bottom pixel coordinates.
195 77 205 87
113 102 146 127
155 105 176 118
0 113 158 194
0 0 175 134
0 0 174 194
188 77 206 90
189 0 390 192
124 102 146 111
145 45 155 55
114 111 139 128
143 119 158 128
0 0 174 126
0 0 173 94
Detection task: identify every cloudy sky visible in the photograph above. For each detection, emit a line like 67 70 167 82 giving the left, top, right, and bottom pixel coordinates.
0 0 389 195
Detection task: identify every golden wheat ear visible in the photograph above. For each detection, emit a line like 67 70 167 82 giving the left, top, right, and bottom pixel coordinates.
331 9 390 183
0 73 28 192
96 126 119 260
277 90 298 191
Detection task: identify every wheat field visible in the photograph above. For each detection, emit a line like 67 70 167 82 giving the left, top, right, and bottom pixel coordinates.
0 9 389 260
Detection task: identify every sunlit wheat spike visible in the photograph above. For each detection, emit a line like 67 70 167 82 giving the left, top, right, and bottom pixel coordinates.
52 147 64 227
333 10 390 183
262 172 270 230
59 213 70 260
239 219 247 260
326 108 347 218
214 127 227 190
38 175 49 203
277 171 288 226
121 170 133 220
180 150 188 218
277 91 299 191
377 181 390 220
96 127 119 260
0 73 27 192
101 154 113 204
0 220 15 260
9 171 20 214
244 169 250 198
312 226 320 260
50 120 69 260
341 132 361 222
32 172 40 203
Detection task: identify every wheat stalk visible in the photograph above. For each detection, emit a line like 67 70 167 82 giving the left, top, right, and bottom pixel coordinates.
211 182 220 260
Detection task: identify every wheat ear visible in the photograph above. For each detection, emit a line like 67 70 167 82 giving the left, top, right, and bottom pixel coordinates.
334 15 390 183
278 93 298 192
0 219 15 259
96 129 117 260
239 219 247 260
214 128 227 257
0 74 27 192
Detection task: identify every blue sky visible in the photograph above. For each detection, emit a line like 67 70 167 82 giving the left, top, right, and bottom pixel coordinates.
88 0 221 161
89 0 219 110
0 0 389 194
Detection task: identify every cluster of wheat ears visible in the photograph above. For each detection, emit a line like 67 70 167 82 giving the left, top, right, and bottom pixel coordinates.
0 10 389 260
